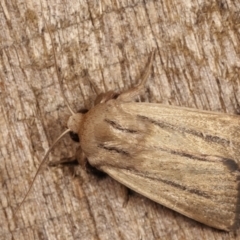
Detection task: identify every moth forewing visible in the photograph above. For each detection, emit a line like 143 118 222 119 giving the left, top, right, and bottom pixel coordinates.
74 100 240 231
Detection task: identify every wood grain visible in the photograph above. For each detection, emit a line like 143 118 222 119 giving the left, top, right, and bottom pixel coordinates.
1 0 240 239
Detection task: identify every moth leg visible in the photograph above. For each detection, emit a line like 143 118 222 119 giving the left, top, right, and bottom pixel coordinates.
122 187 130 207
94 90 119 105
75 149 107 178
122 188 136 207
85 161 107 178
48 147 84 167
48 156 79 177
48 147 106 178
117 50 155 102
49 148 86 177
48 157 79 167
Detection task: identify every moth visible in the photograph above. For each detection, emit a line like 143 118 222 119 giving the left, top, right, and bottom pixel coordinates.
16 25 240 232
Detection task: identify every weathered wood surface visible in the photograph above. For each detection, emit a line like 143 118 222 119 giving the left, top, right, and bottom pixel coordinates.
1 0 240 239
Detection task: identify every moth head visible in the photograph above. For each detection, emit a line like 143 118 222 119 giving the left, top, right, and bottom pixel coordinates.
67 108 88 142
67 113 84 134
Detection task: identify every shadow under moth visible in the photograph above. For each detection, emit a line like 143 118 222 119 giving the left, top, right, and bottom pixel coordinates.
16 26 240 232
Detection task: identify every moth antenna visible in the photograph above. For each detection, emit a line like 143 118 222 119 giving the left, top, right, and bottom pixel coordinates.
14 20 78 217
140 49 156 85
44 19 75 115
14 129 71 217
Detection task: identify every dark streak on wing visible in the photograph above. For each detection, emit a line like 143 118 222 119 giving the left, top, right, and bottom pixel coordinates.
138 115 230 146
157 178 210 198
137 115 238 165
98 143 130 156
159 147 234 163
105 119 138 133
106 165 211 199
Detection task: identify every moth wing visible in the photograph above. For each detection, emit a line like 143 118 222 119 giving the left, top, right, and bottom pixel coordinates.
102 162 239 231
94 102 240 231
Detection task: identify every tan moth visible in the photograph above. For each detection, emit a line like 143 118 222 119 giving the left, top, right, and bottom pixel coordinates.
16 23 240 232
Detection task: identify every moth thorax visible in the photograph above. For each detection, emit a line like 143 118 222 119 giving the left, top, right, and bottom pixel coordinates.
67 113 84 134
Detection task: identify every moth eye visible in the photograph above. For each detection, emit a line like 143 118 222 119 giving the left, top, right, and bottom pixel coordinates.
113 93 119 99
69 131 80 142
78 108 88 114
